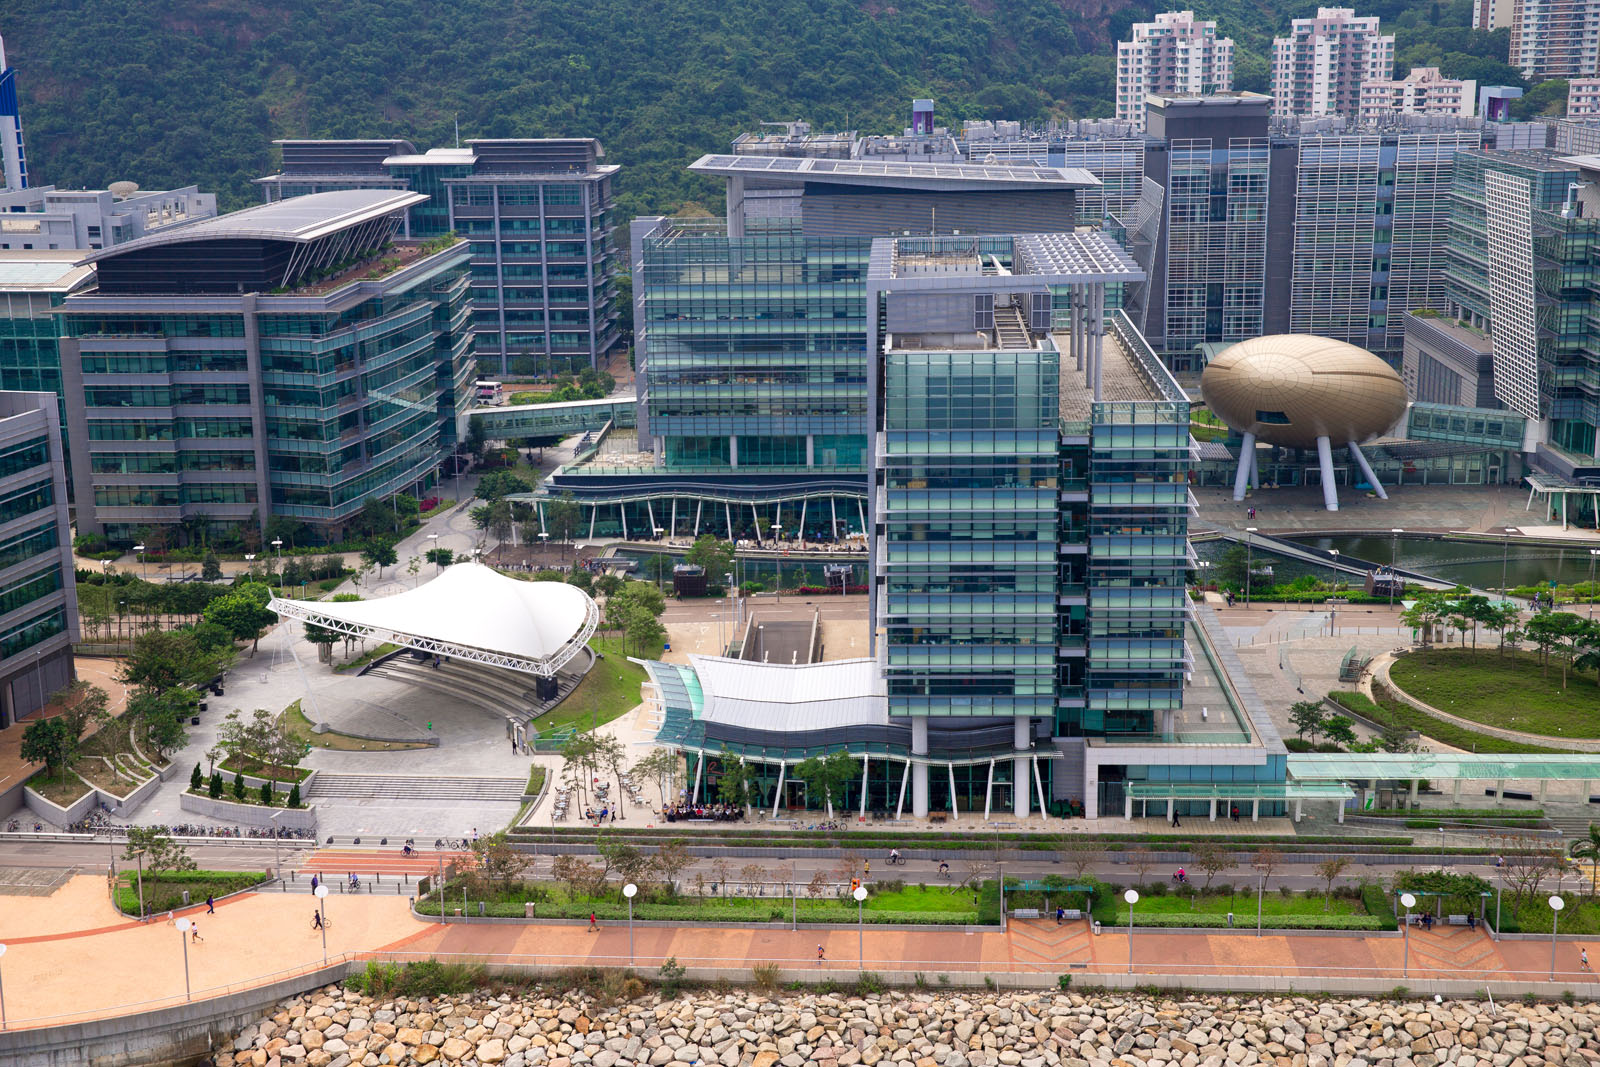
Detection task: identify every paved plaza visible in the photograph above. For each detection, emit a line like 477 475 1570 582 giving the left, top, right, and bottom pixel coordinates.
0 872 1595 1031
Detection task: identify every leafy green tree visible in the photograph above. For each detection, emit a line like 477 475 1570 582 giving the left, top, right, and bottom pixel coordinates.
793 749 859 817
425 546 454 569
360 537 399 579
260 779 274 804
633 748 683 806
1288 700 1326 741
686 535 735 588
714 746 756 810
190 763 203 791
1315 857 1350 911
124 826 195 874
201 552 223 582
476 470 533 502
127 687 195 756
288 782 302 809
1400 592 1450 644
119 629 233 692
20 717 77 776
1570 824 1600 898
1525 611 1589 687
545 493 582 554
1322 715 1358 748
203 582 276 655
209 770 224 798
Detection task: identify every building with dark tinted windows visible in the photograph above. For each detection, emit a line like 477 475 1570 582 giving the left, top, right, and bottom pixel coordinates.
59 190 473 543
257 138 619 376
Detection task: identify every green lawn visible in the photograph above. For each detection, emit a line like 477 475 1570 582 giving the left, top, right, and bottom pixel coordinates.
1388 648 1600 739
1119 891 1359 917
532 635 658 737
416 878 977 924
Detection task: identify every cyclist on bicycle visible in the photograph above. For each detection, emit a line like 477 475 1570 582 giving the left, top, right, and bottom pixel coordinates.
888 848 902 865
938 861 950 876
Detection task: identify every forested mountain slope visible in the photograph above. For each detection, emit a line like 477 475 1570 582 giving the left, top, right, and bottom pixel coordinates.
2 0 1524 218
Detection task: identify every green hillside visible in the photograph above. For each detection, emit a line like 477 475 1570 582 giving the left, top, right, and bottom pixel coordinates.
1 0 1530 220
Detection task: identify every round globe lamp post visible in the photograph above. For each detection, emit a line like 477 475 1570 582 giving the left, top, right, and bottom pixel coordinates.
175 918 193 1001
1124 889 1139 973
623 882 638 964
315 883 330 963
853 885 868 969
1400 893 1416 978
1549 895 1566 980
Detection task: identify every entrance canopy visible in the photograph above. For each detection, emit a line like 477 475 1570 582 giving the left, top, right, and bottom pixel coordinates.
1288 753 1600 782
269 562 598 677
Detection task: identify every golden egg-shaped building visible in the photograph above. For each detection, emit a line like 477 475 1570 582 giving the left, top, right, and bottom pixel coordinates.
1200 335 1407 450
1200 335 1409 511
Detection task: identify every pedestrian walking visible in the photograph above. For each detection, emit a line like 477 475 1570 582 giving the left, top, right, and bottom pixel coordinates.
1055 906 1065 926
1583 948 1591 971
206 895 215 914
816 944 825 964
190 922 203 943
589 912 598 932
310 874 319 893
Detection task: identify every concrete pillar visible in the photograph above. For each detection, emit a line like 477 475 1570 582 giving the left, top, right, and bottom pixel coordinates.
1033 756 1048 821
1233 432 1256 501
806 435 815 467
1347 439 1388 499
911 718 930 818
1251 798 1259 822
1409 779 1419 808
1013 714 1030 819
1209 797 1217 822
860 754 870 817
1125 791 1134 820
772 762 786 818
1294 798 1302 822
948 764 960 820
984 760 995 821
729 435 738 469
1453 777 1462 803
1316 436 1339 512
1337 801 1345 824
895 759 910 820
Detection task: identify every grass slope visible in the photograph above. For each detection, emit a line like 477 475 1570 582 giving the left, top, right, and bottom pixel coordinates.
1388 648 1600 739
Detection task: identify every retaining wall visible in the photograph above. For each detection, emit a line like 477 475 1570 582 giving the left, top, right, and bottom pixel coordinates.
0 962 348 1067
180 791 318 831
23 780 99 824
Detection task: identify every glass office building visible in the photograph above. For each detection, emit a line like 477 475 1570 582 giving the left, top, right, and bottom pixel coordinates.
258 138 619 375
60 190 473 544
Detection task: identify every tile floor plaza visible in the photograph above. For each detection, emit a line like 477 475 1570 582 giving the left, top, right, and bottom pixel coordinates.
0 873 1595 1030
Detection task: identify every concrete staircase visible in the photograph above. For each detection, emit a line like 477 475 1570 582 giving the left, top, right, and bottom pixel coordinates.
365 656 585 725
994 303 1031 349
1051 739 1087 809
1009 918 1095 972
306 773 526 803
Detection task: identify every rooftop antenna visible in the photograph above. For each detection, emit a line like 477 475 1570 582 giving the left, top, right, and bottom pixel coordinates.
454 114 460 149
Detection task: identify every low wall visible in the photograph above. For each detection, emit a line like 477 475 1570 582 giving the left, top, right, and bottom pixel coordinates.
1376 657 1600 753
0 960 349 1067
24 780 99 825
180 791 318 832
114 772 163 815
215 765 317 793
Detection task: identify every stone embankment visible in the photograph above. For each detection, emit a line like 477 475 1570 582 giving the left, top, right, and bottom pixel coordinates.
207 986 1600 1067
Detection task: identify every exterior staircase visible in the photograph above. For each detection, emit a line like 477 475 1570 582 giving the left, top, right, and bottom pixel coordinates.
994 303 1031 349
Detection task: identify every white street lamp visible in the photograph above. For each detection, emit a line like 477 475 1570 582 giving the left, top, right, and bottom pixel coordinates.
1124 888 1139 973
1549 894 1566 979
623 882 638 964
0 943 8 1029
853 884 868 969
1400 892 1416 977
174 917 193 1001
314 883 330 962
1390 528 1404 607
134 543 147 583
271 538 284 585
1244 528 1257 606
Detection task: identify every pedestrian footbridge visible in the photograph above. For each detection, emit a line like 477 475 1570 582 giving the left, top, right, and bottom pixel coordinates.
469 395 636 440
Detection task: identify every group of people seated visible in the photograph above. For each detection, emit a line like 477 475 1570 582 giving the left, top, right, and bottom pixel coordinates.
660 803 745 822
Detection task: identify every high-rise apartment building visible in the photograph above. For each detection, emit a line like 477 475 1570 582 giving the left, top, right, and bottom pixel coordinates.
1115 12 1234 131
1475 0 1517 27
0 185 216 251
1358 67 1477 122
1509 0 1600 80
58 190 474 543
0 36 27 193
1570 78 1600 118
1271 7 1396 120
0 389 77 727
258 138 619 376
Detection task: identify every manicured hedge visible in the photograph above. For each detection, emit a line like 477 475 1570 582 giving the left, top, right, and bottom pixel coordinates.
1092 912 1387 930
414 899 978 925
1361 882 1398 930
114 870 271 916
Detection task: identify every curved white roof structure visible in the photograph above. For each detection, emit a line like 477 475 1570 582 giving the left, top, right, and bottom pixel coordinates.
269 563 598 677
690 655 887 732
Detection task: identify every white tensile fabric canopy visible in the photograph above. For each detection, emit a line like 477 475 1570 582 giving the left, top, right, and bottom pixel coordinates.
268 562 598 677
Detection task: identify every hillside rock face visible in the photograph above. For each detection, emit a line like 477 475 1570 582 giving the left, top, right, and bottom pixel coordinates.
206 985 1600 1067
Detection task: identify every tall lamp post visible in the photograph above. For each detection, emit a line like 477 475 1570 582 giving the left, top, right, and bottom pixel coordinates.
1400 892 1416 977
427 532 440 573
0 943 8 1029
132 848 147 921
624 882 638 964
853 884 868 969
1124 889 1139 973
314 884 330 963
269 810 282 881
1549 894 1566 979
1329 549 1340 634
1244 528 1257 606
1389 528 1403 607
771 524 784 602
652 528 665 593
1502 527 1513 596
271 538 284 584
134 543 147 583
174 917 194 1001
1589 550 1600 618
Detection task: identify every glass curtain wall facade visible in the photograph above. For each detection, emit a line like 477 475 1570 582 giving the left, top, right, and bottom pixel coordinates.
1161 138 1270 351
640 219 869 475
879 342 1061 721
63 248 472 542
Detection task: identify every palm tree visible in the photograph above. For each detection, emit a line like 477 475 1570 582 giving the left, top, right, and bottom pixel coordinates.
1571 824 1600 898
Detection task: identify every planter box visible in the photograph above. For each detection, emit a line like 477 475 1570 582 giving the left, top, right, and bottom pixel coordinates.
179 791 318 831
24 780 98 824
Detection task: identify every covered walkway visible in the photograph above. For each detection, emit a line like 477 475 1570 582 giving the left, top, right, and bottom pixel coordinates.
1287 753 1600 815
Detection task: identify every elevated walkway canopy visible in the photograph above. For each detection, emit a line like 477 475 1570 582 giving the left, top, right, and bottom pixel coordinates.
268 562 597 677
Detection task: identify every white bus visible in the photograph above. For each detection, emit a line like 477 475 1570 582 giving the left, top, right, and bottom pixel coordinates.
475 380 506 406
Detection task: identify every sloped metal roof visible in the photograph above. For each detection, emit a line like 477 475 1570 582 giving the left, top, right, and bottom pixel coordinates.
689 654 887 731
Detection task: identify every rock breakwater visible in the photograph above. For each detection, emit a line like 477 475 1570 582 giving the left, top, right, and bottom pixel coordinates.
208 985 1600 1067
